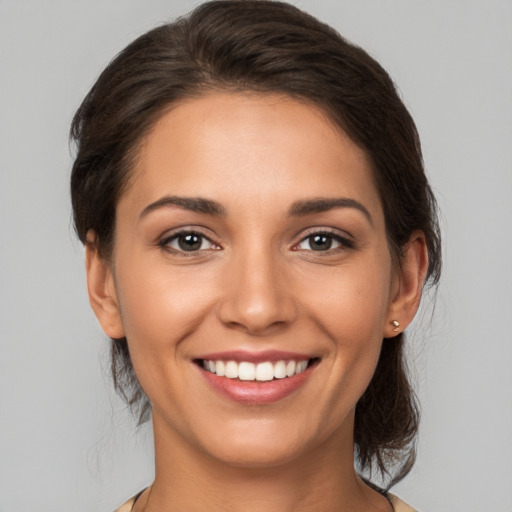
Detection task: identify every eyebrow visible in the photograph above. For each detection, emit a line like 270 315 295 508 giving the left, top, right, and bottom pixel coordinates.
139 196 227 219
288 198 373 225
139 195 372 225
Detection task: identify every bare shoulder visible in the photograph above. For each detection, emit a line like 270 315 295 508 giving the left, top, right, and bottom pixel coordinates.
113 495 136 512
387 493 418 512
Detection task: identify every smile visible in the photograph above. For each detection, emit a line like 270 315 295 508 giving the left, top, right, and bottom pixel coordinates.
195 352 319 404
194 350 319 403
201 359 310 381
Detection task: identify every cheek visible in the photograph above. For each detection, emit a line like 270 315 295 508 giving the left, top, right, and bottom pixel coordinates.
112 264 218 412
301 259 392 340
114 260 216 356
301 258 392 395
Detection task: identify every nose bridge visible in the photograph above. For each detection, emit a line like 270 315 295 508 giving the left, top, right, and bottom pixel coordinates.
217 239 296 334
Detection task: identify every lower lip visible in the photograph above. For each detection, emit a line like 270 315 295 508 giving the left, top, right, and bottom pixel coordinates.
199 364 314 404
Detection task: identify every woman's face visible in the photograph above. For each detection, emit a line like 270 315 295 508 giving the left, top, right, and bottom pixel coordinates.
93 92 406 467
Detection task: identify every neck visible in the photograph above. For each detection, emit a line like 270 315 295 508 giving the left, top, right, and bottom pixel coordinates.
135 412 392 512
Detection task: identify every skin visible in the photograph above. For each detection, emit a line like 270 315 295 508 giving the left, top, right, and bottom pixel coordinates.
86 92 427 512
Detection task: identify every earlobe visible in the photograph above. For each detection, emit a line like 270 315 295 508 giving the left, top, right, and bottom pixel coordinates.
385 231 429 338
85 230 125 339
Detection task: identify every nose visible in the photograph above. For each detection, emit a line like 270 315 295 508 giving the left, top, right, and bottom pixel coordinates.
216 248 297 335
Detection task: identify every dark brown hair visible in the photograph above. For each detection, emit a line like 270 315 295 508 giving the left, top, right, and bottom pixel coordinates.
70 0 441 488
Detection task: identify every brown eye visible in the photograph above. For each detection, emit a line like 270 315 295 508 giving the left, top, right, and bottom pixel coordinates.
308 234 334 251
160 231 218 253
177 233 203 251
298 233 339 251
296 232 354 252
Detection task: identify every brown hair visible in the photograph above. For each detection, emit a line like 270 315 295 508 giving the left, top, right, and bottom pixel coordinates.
70 0 441 488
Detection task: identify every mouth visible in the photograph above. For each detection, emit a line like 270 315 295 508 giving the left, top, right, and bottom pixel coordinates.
193 353 320 404
196 358 319 382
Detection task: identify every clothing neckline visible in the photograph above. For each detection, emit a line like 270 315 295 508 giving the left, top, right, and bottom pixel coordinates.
126 487 401 512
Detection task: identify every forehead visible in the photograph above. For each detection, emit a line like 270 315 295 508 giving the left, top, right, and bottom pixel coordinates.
121 92 383 222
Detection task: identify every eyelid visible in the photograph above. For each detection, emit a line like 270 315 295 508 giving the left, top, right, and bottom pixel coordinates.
157 227 221 254
292 228 355 251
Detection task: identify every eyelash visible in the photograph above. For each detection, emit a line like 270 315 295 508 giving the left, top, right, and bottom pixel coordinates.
158 228 354 256
293 230 355 253
158 229 219 256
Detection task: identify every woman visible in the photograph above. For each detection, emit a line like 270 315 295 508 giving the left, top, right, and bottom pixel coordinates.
70 1 441 511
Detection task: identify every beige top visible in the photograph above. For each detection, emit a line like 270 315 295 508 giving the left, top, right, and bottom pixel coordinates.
115 491 417 511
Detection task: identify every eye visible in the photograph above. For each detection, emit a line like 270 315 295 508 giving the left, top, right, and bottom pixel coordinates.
159 231 219 253
296 232 354 252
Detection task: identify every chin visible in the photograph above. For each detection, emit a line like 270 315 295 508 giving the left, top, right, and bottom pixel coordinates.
195 417 328 470
208 440 307 470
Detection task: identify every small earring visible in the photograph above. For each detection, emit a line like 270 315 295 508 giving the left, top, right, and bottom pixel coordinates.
391 320 400 332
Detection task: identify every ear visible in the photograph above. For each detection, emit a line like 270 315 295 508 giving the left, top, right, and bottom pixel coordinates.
85 230 125 339
384 230 429 338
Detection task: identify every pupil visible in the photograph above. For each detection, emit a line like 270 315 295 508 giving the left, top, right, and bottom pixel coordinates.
310 234 332 251
178 234 201 251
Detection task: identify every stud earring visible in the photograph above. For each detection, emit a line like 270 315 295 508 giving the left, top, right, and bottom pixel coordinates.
391 320 400 332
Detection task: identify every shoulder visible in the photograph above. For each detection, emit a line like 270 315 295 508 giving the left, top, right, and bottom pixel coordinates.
114 488 146 512
387 492 418 512
113 495 136 512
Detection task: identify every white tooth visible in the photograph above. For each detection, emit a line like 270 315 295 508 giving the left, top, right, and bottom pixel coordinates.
208 360 216 373
286 360 296 377
274 360 287 379
296 360 308 373
215 360 225 377
256 362 274 381
203 360 209 370
225 361 239 379
238 362 256 381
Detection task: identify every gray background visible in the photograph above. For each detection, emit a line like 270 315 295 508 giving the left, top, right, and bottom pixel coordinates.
1 1 511 510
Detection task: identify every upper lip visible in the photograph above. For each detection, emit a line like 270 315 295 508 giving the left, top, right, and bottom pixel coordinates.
195 350 314 364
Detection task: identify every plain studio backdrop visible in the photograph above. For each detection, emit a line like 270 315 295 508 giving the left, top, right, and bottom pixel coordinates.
0 1 510 511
